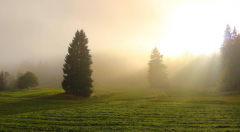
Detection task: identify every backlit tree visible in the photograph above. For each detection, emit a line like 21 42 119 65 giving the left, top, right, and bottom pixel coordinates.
148 47 169 88
62 30 93 97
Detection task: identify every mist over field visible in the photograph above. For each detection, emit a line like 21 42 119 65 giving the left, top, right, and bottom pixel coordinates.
2 0 240 131
1 0 237 88
0 52 220 88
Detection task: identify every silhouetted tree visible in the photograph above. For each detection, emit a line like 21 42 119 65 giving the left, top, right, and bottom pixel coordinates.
17 71 39 89
148 47 169 88
232 27 238 39
0 71 6 91
220 25 240 91
62 30 93 97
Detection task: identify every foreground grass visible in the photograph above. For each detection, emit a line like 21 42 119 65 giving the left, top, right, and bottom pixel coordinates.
0 84 240 131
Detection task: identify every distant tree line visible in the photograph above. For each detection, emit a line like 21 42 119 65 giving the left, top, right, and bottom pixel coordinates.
0 71 39 91
1 26 238 96
19 60 61 85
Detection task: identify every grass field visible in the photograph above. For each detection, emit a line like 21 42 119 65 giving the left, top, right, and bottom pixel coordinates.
0 84 240 131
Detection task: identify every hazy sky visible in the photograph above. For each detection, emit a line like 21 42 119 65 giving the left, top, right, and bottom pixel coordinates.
1 0 240 65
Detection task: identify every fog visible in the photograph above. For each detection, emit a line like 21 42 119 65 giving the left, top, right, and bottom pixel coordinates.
0 0 238 87
0 0 162 64
0 51 220 88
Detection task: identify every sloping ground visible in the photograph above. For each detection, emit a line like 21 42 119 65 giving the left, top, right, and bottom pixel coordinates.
0 85 240 131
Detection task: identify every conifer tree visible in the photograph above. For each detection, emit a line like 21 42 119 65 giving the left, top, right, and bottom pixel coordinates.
232 27 238 40
220 25 232 91
62 30 93 97
148 47 169 88
0 71 6 91
220 25 240 91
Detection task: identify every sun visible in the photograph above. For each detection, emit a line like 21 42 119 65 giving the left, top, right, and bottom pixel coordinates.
157 0 240 56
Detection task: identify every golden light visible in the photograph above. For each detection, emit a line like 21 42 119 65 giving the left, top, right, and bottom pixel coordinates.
157 0 240 55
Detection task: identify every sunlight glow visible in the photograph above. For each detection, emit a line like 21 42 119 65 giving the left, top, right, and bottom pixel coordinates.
157 0 240 55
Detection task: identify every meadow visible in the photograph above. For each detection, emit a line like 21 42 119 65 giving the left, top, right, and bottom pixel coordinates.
0 84 240 132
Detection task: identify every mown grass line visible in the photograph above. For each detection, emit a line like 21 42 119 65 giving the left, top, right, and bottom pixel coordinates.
0 85 240 131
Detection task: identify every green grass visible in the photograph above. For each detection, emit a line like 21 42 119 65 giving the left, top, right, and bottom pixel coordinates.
0 84 240 131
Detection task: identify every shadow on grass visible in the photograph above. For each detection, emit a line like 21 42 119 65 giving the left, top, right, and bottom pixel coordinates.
0 92 114 116
46 92 86 100
0 94 90 116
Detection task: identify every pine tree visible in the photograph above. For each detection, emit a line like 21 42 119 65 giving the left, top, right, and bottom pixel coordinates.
220 25 232 91
0 71 6 91
232 27 238 40
220 25 240 91
221 25 232 67
62 30 93 97
148 47 169 88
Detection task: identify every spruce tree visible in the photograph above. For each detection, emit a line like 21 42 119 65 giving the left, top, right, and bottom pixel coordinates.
0 71 6 91
148 47 169 88
232 27 238 40
219 25 232 91
220 25 240 91
62 30 93 97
